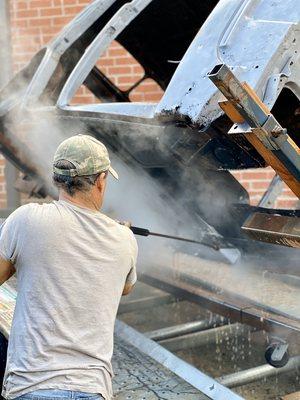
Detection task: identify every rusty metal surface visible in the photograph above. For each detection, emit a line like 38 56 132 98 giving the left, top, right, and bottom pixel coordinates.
242 212 300 248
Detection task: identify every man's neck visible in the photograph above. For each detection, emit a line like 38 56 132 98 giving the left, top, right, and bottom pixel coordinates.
59 191 101 212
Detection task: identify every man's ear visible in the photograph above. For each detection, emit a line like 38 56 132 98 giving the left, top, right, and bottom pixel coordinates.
96 172 107 189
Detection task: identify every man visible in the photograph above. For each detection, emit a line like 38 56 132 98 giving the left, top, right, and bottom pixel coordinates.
0 134 138 400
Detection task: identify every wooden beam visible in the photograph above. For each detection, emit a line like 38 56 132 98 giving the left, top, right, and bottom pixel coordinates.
220 81 300 198
219 101 245 124
242 82 270 114
246 133 300 198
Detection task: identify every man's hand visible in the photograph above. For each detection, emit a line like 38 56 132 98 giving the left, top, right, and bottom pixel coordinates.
122 282 134 296
0 257 15 285
118 221 132 228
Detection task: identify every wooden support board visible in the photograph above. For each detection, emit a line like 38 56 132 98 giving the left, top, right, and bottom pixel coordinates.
239 83 300 198
219 80 300 198
246 133 300 198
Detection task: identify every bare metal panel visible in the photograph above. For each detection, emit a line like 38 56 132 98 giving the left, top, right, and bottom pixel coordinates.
242 212 300 248
155 0 300 126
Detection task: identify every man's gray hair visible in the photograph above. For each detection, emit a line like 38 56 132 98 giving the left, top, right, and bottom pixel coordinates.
53 160 102 196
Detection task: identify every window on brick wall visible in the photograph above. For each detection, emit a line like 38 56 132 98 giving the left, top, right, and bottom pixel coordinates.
97 41 144 92
271 87 300 148
232 167 298 209
128 78 164 103
270 87 300 209
72 41 164 104
71 85 101 105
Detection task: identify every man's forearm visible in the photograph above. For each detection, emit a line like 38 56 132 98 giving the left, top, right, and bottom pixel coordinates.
0 258 15 285
122 282 134 296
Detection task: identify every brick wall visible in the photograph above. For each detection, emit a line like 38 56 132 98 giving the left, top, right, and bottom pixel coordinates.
5 0 298 209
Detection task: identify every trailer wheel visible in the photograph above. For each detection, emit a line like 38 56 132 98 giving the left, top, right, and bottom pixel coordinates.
265 343 289 368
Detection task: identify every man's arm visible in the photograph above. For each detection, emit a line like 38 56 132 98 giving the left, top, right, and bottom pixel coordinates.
122 281 134 296
122 230 138 296
0 205 28 282
0 257 15 285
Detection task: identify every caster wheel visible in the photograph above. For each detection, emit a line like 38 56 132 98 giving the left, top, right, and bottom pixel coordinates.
265 343 289 368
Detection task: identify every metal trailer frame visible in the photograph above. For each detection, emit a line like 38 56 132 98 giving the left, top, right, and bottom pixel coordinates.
115 320 244 400
140 267 300 340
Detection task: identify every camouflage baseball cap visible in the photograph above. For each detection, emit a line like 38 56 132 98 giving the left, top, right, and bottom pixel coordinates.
53 134 118 179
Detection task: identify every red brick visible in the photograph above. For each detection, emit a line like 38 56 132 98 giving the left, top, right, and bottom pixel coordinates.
13 19 28 28
108 66 132 75
135 83 162 93
40 7 63 17
109 41 120 49
108 48 128 57
29 18 51 27
58 0 82 4
117 76 139 85
15 2 29 10
12 27 40 36
64 5 86 14
114 57 138 66
98 58 115 67
143 93 163 101
240 171 269 181
30 0 53 8
133 65 144 74
17 9 38 18
52 16 73 26
41 35 56 43
130 93 144 102
239 181 251 190
251 181 270 189
41 26 62 34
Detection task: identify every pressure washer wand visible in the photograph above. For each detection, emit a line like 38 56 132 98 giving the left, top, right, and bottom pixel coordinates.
130 226 220 251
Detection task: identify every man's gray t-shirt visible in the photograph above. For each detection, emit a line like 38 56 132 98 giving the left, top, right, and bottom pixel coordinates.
0 200 138 400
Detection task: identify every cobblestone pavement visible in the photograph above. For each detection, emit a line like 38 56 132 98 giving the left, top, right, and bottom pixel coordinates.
113 337 209 400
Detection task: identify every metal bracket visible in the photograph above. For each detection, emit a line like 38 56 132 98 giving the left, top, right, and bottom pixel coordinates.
208 63 300 198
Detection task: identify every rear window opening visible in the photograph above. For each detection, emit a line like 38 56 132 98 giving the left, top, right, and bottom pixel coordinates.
271 87 300 147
